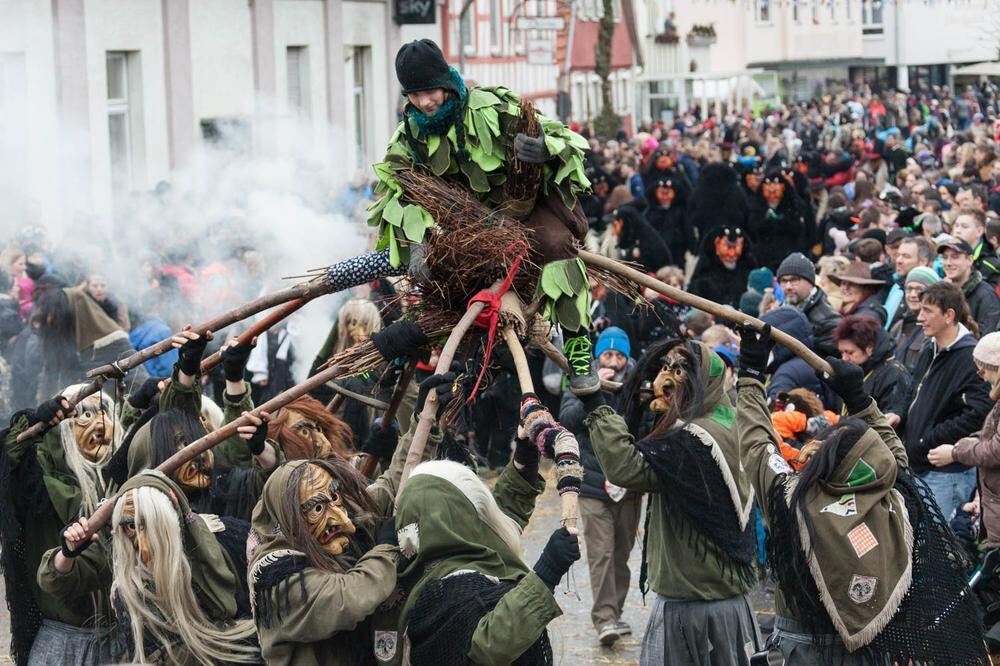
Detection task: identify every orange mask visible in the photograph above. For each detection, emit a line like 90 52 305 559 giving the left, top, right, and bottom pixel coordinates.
762 181 785 208
746 173 762 192
655 186 675 206
715 235 745 269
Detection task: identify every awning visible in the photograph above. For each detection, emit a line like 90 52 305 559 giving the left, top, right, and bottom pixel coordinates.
954 61 1000 77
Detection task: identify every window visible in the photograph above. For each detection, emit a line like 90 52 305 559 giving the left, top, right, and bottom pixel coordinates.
792 0 801 23
862 0 883 32
845 0 852 21
829 0 836 21
811 0 819 24
490 0 502 51
106 51 143 196
351 47 371 169
286 46 310 119
754 0 770 23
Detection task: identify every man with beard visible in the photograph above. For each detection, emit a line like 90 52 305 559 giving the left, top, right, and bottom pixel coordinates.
748 169 807 272
583 339 761 664
775 253 841 358
689 227 755 310
326 39 600 396
0 390 124 664
643 178 692 268
246 386 444 665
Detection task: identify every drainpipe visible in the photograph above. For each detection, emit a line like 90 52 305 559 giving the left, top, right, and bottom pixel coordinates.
458 0 475 74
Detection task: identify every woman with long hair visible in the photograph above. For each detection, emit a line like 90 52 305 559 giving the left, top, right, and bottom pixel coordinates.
582 338 761 665
736 325 986 664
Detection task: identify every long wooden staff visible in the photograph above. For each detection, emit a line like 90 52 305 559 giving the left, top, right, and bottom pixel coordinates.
578 250 833 375
361 362 417 479
17 288 323 444
502 327 578 531
78 360 350 540
399 299 491 489
86 281 328 379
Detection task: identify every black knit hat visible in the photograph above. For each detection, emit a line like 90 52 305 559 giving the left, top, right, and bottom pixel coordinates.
395 39 459 96
776 252 816 284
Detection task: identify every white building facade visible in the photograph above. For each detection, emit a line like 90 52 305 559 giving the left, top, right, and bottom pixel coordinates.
635 0 998 124
0 0 399 232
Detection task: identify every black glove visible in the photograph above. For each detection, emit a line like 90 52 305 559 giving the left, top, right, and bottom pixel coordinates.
415 365 460 416
513 435 540 481
363 418 400 460
222 341 255 383
533 527 581 590
59 522 92 558
375 516 398 547
129 377 163 410
371 320 429 362
33 396 71 426
817 356 872 414
245 421 268 456
177 334 209 376
736 324 773 382
515 131 549 164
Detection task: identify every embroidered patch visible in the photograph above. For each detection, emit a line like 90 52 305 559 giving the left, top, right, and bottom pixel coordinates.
374 630 398 661
398 522 420 559
848 574 878 604
846 459 876 487
821 493 857 517
768 453 792 474
847 522 879 558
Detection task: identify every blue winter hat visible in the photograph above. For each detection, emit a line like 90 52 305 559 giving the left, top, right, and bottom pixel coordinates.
595 326 631 359
748 267 774 293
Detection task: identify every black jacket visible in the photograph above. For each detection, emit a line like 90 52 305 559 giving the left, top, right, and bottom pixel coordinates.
560 364 631 501
962 270 1000 335
644 196 692 267
761 306 835 408
890 307 929 375
797 288 841 358
904 330 993 475
747 196 806 272
847 291 888 327
688 228 756 310
615 205 673 272
860 329 911 418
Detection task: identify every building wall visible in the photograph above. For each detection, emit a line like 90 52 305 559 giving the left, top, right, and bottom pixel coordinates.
189 0 255 124
0 0 395 230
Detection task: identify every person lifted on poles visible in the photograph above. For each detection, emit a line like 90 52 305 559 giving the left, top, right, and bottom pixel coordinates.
324 39 599 394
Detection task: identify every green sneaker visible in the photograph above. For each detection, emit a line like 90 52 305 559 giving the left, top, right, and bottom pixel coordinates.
564 335 600 396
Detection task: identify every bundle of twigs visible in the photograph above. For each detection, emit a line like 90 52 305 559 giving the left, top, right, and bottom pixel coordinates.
395 169 540 312
501 100 542 220
321 308 463 375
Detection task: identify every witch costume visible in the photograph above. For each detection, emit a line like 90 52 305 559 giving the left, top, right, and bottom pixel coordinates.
737 362 987 664
247 420 441 665
324 39 599 393
584 341 762 665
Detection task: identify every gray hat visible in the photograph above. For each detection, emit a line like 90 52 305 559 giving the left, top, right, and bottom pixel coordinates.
776 252 816 284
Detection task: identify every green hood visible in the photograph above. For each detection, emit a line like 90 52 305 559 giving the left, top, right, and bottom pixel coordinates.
394 465 529 624
117 471 239 622
793 428 912 651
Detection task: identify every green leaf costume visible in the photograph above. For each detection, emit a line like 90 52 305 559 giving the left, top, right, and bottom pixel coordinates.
369 74 593 330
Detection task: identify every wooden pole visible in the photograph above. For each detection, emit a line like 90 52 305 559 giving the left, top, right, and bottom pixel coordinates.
503 327 578 531
326 393 346 414
86 280 328 379
360 362 417 479
199 297 311 373
80 359 350 539
399 300 488 490
321 382 390 410
579 250 832 375
19 292 319 445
